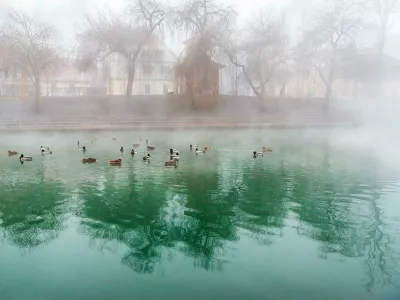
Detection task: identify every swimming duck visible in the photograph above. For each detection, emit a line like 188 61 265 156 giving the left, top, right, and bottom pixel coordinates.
109 159 122 166
195 148 204 154
253 151 263 158
143 154 151 161
82 158 97 164
40 146 50 151
165 160 177 167
204 146 212 151
41 149 52 155
262 147 273 152
20 154 32 161
170 152 180 161
147 146 155 151
8 150 18 156
120 146 124 152
170 148 178 155
131 149 137 155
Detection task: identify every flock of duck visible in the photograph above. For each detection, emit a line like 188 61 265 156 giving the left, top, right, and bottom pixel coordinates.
7 138 273 166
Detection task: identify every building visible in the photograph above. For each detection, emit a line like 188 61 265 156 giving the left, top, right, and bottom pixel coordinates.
0 60 102 97
174 36 224 109
43 61 103 96
102 37 177 95
285 49 400 100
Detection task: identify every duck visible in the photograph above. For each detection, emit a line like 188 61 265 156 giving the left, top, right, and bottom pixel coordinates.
109 159 122 166
82 157 97 164
41 149 53 155
132 143 140 147
40 146 50 151
204 146 212 151
143 154 151 161
165 160 177 167
130 149 137 155
195 148 204 154
190 144 198 150
170 152 180 161
8 150 18 156
79 146 86 152
120 146 124 153
112 138 117 141
262 147 273 152
253 151 263 158
19 154 32 161
169 148 178 155
147 146 155 151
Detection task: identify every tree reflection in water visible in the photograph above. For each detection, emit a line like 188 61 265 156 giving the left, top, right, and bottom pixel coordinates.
0 179 66 251
122 220 170 274
289 147 399 293
76 146 399 292
237 160 288 245
171 165 239 272
79 167 175 273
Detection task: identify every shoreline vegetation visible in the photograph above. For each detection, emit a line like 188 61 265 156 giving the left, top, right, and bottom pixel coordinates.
0 95 357 131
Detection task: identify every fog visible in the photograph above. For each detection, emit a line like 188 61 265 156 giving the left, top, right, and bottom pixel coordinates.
0 0 400 135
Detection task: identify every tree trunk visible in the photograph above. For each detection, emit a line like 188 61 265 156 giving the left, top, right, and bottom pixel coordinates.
125 60 136 96
34 77 41 112
376 36 385 97
324 81 332 112
280 83 286 97
241 67 264 102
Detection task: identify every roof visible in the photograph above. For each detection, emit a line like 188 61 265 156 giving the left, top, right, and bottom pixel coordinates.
176 53 224 70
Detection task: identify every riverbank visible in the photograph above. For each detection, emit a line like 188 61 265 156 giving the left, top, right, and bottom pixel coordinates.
0 117 357 131
0 95 357 131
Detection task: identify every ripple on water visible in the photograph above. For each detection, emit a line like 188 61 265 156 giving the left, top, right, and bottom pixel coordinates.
0 130 399 299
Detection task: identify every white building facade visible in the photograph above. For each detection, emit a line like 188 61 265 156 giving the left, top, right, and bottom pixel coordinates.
103 39 177 95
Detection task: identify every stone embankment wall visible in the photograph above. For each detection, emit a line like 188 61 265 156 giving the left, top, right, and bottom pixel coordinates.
0 95 354 130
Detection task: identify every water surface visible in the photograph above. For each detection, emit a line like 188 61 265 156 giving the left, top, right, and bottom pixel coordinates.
1 129 400 300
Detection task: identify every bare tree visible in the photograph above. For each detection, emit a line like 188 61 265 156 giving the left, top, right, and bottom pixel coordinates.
174 0 236 58
77 0 167 96
363 0 399 90
366 0 399 56
0 35 16 79
224 12 291 102
304 0 365 104
3 9 60 103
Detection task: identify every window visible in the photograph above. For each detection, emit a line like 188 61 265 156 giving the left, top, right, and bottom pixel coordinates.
142 64 152 76
163 85 169 94
145 84 151 94
160 66 171 79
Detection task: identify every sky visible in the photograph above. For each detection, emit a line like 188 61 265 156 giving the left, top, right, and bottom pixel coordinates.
1 0 399 58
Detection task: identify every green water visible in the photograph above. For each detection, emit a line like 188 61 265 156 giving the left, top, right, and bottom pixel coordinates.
0 129 400 300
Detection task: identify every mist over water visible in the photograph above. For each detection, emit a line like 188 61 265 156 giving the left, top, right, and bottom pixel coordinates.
1 129 400 300
1 0 400 298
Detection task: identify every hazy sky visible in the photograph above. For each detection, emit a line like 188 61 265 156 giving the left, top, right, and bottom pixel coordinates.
1 0 399 58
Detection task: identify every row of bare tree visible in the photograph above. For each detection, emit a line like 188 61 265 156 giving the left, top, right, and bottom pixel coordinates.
0 0 398 104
